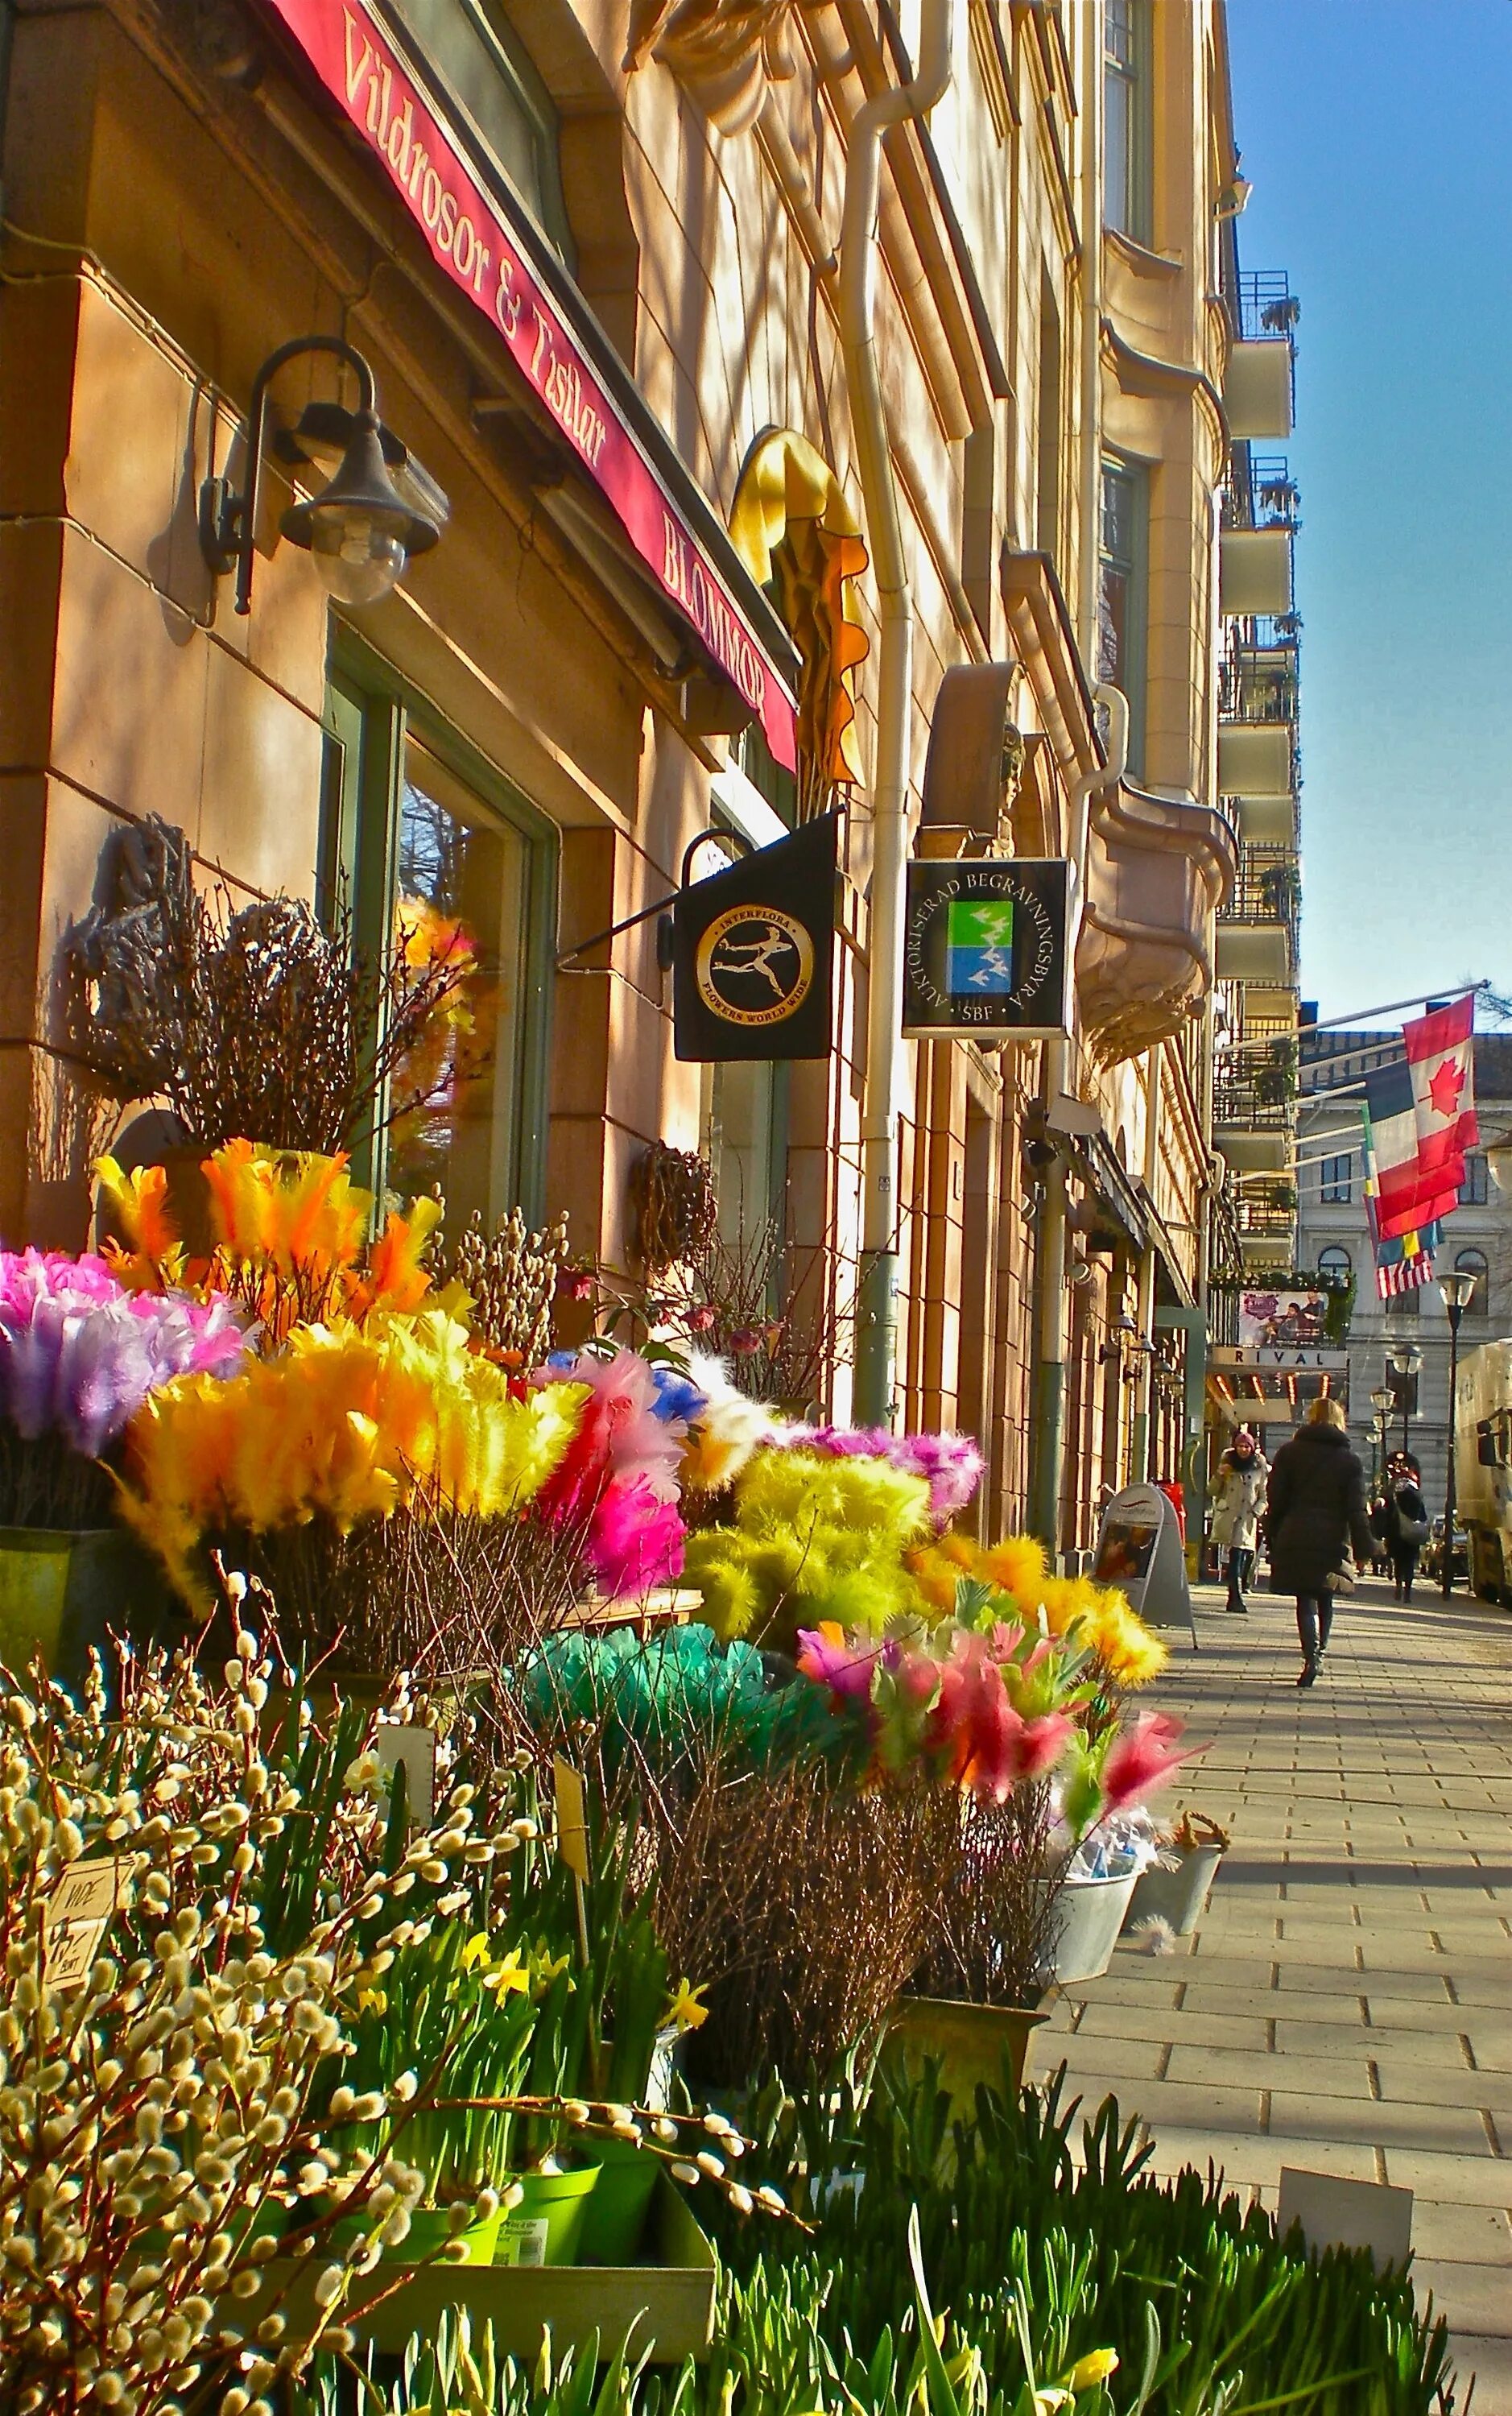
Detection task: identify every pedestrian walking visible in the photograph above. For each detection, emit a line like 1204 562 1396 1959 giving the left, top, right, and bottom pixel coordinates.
1210 1429 1268 1613
1266 1396 1374 1689
1382 1453 1431 1603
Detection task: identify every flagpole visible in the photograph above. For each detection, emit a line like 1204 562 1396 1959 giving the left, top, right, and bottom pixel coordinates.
1301 982 1489 1035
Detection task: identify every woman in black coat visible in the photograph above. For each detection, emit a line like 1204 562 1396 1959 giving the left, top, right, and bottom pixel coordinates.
1267 1396 1375 1687
1382 1452 1430 1604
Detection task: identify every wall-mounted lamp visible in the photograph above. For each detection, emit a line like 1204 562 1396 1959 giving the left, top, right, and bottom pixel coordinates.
1215 174 1252 222
200 336 444 615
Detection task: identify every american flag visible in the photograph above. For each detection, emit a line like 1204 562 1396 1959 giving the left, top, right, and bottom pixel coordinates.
1376 1248 1435 1301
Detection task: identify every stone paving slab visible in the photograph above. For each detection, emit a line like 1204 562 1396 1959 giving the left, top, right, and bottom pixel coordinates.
1045 1578 1512 2412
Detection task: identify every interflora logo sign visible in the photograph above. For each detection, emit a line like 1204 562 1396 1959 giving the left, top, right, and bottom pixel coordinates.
255 0 799 772
673 817 837 1062
902 858 1073 1038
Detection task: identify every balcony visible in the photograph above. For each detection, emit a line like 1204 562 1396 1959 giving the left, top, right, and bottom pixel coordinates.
1220 527 1292 618
1233 1186 1299 1268
1232 793 1299 847
1219 640 1298 725
1075 780 1238 1066
1215 846 1299 987
1218 725 1295 798
1225 341 1293 441
1213 1068 1295 1174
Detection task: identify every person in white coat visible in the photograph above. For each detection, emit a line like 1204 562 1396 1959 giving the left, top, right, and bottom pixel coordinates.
1211 1429 1268 1614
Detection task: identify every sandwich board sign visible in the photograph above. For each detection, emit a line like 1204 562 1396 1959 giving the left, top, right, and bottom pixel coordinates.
1092 1481 1196 1646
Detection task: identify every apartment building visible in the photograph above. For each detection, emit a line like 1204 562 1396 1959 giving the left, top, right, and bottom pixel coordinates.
0 0 1260 1561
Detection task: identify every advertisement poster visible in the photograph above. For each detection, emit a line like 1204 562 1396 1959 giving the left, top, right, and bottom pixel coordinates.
1237 1288 1329 1350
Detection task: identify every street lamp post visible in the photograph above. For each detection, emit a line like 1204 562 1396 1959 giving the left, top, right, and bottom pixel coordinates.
1438 1270 1480 1599
1369 1386 1394 1492
1386 1342 1423 1466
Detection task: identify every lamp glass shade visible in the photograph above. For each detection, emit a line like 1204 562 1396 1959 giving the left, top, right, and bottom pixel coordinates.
1440 1270 1479 1314
280 408 440 602
1369 1388 1394 1415
1387 1345 1422 1378
1486 1133 1512 1193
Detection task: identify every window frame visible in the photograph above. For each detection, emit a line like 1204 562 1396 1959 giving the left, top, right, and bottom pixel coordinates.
320 628 558 1226
1103 0 1154 248
1317 1244 1352 1291
385 0 576 266
1097 452 1150 777
1320 1152 1353 1206
1460 1153 1489 1206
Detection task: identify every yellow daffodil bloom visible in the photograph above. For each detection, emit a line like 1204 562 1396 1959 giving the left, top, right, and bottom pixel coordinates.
460 1933 494 1974
666 1978 709 2033
356 1987 387 2016
1068 2350 1119 2392
485 1951 531 1996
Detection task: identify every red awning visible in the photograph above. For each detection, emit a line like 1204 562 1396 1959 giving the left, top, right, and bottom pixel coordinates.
257 0 800 772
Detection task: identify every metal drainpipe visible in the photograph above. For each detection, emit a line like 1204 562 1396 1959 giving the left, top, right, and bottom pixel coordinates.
1130 1044 1163 1480
1027 682 1128 1556
845 0 957 1427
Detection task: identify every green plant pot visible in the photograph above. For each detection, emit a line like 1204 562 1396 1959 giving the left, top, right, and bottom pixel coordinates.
0 1526 147 1684
496 2167 599 2268
883 1995 1048 2112
387 2206 502 2265
579 2137 659 2264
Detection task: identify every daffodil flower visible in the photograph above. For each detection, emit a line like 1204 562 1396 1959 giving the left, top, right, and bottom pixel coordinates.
666 1978 709 2033
485 1951 530 1996
459 1932 494 1974
1068 2351 1119 2393
356 1986 387 2016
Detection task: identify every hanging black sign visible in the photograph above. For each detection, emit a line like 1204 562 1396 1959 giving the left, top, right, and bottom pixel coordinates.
672 814 838 1061
902 857 1074 1039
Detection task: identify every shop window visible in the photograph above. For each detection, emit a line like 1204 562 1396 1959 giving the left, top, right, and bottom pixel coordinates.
1460 1152 1489 1205
1035 272 1063 561
388 0 574 264
1104 0 1152 246
1097 456 1148 776
1320 1152 1353 1204
1317 1244 1351 1290
320 647 555 1224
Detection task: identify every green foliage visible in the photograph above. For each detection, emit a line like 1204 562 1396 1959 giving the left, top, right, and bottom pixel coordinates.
293 2066 1456 2416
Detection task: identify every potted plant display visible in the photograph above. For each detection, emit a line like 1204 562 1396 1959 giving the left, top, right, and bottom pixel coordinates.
1126 1807 1232 1937
0 1247 246 1675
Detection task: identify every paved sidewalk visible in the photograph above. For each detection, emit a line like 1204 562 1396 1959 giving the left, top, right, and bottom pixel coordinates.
1043 1574 1512 2410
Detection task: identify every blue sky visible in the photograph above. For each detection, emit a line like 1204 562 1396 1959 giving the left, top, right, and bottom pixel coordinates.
1225 0 1512 1024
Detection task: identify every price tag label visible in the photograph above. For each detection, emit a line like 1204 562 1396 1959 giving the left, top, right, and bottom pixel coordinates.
552 1756 589 1880
373 1724 437 1828
43 1856 126 1991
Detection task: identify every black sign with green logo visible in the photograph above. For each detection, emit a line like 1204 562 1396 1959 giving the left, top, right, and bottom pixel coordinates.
672 814 838 1061
902 858 1073 1039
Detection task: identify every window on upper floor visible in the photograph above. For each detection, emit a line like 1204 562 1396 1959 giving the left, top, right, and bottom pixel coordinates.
1317 1244 1352 1290
1460 1153 1489 1206
1097 455 1148 776
1035 273 1063 561
1320 1152 1353 1205
1104 0 1153 246
387 0 574 263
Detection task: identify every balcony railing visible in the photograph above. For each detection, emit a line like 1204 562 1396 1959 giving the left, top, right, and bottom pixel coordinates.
1219 846 1301 929
1214 1079 1293 1132
1222 453 1299 534
1219 643 1299 726
1234 1194 1297 1242
1237 271 1299 346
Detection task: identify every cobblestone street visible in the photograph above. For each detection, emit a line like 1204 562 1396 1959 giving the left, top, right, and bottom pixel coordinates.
1043 1574 1512 2410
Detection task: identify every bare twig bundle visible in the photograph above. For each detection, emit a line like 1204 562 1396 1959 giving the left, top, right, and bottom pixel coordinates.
217 1500 587 1721
68 817 474 1152
914 1782 1064 2009
647 1756 958 2087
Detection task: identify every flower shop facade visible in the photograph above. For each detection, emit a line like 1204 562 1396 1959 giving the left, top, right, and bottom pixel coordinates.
0 0 1241 1562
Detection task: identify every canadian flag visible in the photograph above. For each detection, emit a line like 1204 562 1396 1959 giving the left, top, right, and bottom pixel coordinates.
1407 994 1479 1161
